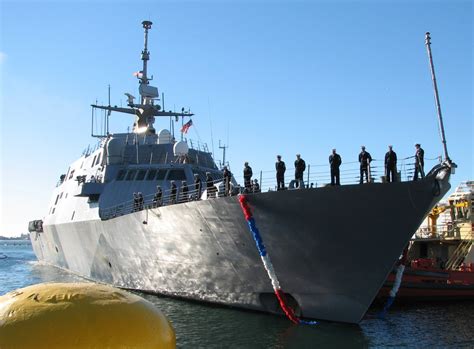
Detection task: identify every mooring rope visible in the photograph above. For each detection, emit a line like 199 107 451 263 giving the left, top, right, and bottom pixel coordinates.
238 194 317 325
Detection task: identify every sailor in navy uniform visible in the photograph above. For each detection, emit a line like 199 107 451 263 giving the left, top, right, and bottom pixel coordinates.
223 166 232 196
275 155 286 190
358 146 372 184
294 154 306 189
133 192 139 212
170 181 177 204
243 162 253 192
137 192 144 211
329 149 342 186
384 145 398 182
153 186 162 207
206 172 216 198
413 143 425 181
181 181 189 202
194 174 202 200
252 179 260 193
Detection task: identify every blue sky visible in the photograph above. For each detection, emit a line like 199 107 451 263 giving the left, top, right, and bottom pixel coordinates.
1 0 472 236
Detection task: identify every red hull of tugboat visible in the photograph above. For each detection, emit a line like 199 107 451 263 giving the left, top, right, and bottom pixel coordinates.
378 262 474 301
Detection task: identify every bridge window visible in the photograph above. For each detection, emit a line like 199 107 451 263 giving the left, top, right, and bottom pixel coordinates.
192 170 207 182
167 169 186 181
65 168 70 181
156 170 167 180
146 169 157 180
116 170 126 181
211 173 223 181
95 153 101 166
136 170 147 181
125 170 137 181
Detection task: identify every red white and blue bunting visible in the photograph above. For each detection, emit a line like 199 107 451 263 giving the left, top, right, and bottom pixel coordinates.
238 194 317 325
378 246 409 318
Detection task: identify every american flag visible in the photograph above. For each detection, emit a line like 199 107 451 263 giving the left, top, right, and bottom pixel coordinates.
180 119 193 134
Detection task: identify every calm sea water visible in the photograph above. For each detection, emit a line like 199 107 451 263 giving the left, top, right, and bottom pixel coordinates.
1 240 473 348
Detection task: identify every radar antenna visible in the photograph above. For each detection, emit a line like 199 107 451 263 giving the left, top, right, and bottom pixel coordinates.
140 21 152 96
219 140 229 169
90 20 193 134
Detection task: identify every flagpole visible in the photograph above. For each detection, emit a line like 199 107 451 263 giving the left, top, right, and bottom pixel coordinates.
425 32 450 162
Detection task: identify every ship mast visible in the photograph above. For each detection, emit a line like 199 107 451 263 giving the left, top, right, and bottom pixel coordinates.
425 32 450 163
140 20 152 104
90 20 194 134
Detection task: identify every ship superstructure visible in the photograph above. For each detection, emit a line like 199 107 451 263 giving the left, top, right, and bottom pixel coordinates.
28 22 455 324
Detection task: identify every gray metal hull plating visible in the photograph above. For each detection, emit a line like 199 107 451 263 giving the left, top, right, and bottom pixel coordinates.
30 174 450 324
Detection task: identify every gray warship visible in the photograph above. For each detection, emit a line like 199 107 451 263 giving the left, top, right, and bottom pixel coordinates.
28 22 454 324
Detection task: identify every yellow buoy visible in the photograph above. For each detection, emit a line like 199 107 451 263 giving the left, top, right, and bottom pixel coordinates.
0 282 176 349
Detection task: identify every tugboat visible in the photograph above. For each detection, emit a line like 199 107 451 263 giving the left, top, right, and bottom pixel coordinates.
28 22 454 324
379 181 474 301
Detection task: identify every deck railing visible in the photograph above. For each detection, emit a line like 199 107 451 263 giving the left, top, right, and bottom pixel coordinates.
99 155 442 220
99 177 235 220
233 156 442 193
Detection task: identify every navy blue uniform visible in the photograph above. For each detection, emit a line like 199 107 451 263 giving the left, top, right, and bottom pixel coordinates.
385 150 397 182
329 153 342 186
223 168 232 196
294 158 306 188
275 160 286 190
243 165 253 191
414 147 425 181
359 151 372 184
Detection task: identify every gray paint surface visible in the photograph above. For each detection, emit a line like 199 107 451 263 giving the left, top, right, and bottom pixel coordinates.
30 169 450 324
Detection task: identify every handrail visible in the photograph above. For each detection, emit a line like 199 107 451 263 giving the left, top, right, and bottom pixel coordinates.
99 176 234 220
234 157 442 192
99 155 442 220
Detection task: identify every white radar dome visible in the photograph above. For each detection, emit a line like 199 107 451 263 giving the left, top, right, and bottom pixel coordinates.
157 129 172 144
173 141 189 156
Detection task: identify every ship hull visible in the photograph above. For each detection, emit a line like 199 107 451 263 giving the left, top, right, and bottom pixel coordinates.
30 172 450 324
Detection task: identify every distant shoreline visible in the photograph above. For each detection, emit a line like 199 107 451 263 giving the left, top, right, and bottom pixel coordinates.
0 234 30 241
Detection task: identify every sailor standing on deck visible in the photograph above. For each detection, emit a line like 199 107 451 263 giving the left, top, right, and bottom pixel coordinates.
194 174 202 200
384 145 398 182
206 172 216 198
181 181 189 202
413 143 425 181
153 186 162 207
358 146 372 184
252 179 260 193
137 192 144 211
170 181 177 204
223 166 232 196
133 192 139 212
294 154 306 189
243 162 253 192
275 155 286 190
329 149 342 186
